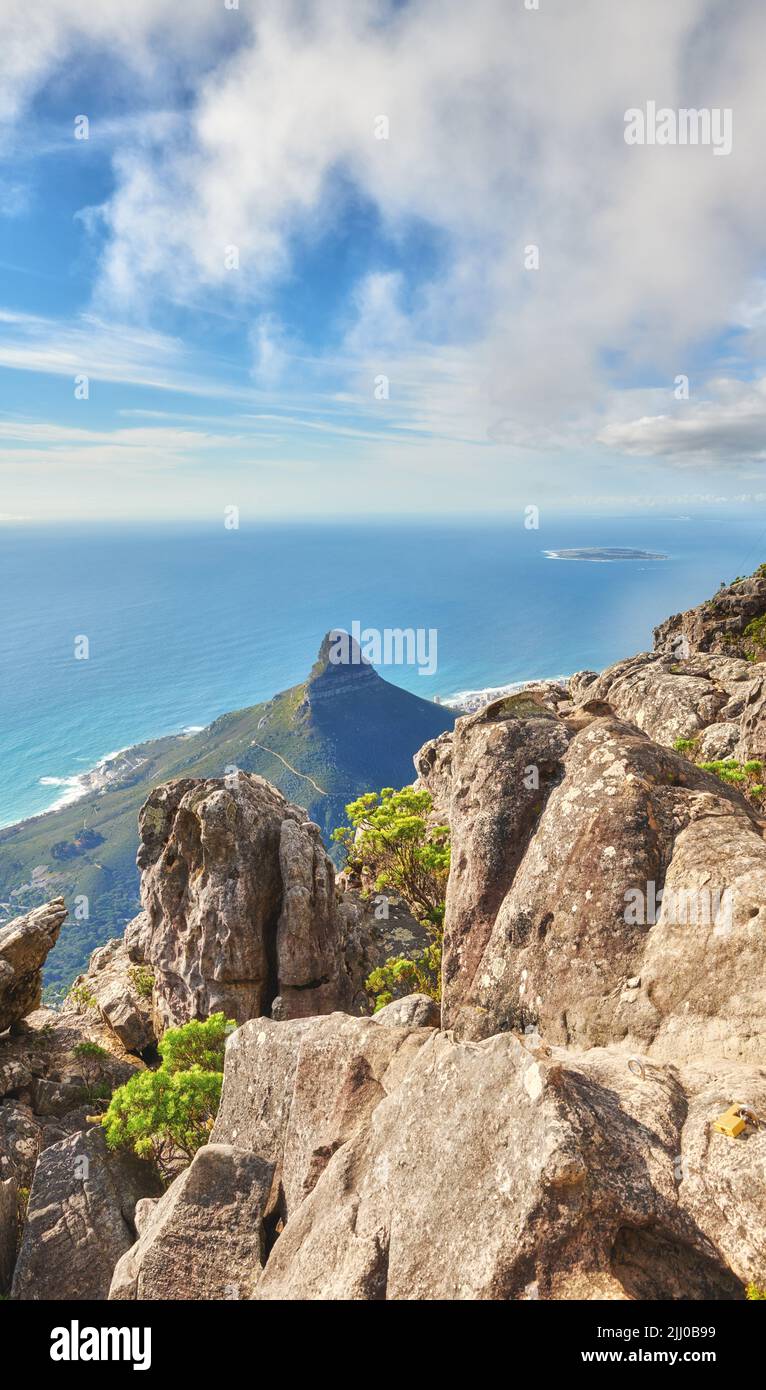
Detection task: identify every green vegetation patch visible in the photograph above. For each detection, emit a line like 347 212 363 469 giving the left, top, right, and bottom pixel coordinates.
101 1012 235 1181
333 784 449 1012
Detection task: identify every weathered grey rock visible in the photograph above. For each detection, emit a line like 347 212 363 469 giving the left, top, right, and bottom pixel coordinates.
109 1144 273 1301
212 1013 431 1220
697 720 740 760
10 1127 162 1301
0 899 67 1032
0 1175 17 1294
428 703 766 1062
133 1196 159 1237
371 993 440 1029
29 1076 89 1117
417 693 571 1027
0 1060 33 1100
76 938 155 1052
125 774 354 1030
255 1032 753 1300
654 573 766 660
570 651 754 750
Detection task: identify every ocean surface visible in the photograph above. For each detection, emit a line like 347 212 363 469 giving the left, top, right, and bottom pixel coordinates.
2 511 766 828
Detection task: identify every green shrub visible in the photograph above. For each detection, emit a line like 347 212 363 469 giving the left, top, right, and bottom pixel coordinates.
67 981 97 1011
366 940 442 1012
746 1282 766 1300
101 1013 234 1180
333 785 450 1012
158 1012 235 1074
698 757 765 806
743 613 766 659
101 1066 222 1179
128 964 155 999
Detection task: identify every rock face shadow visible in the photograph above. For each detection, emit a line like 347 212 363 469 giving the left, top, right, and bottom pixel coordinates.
611 1224 745 1301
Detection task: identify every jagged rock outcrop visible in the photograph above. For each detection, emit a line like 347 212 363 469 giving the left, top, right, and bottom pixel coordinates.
420 699 766 1060
124 773 357 1031
109 1144 273 1300
0 980 146 1292
0 899 67 1033
417 693 572 1023
10 1126 162 1300
568 572 766 764
654 571 766 660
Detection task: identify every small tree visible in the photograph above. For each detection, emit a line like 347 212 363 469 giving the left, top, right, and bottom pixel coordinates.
101 1013 235 1181
332 786 450 1011
71 1041 110 1103
332 786 450 927
101 1066 222 1180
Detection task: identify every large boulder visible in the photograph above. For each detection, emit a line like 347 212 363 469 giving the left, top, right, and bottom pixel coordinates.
0 899 67 1032
255 1030 758 1301
371 993 440 1029
124 774 355 1031
109 1144 273 1300
212 1012 433 1221
425 701 766 1063
10 1126 162 1301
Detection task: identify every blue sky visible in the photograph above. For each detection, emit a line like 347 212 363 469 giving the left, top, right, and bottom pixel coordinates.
1 0 766 521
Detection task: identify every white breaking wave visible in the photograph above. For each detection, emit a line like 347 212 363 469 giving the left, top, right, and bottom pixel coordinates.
442 675 571 713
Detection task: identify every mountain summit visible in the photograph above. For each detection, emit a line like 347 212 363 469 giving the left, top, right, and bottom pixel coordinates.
0 636 455 995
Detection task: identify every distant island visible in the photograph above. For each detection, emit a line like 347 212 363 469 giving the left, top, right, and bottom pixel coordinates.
544 547 668 562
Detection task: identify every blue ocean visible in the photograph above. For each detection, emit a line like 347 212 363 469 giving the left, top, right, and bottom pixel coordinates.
2 511 766 828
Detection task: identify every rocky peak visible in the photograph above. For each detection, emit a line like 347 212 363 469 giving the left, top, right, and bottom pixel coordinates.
303 629 381 706
125 772 357 1032
654 570 766 660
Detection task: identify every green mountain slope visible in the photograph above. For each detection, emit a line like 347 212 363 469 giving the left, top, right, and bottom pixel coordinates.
0 636 455 996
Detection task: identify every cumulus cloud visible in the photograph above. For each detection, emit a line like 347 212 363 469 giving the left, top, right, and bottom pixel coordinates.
2 0 766 476
598 378 766 466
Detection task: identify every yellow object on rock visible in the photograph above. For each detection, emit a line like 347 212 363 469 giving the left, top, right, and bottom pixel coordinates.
712 1104 747 1139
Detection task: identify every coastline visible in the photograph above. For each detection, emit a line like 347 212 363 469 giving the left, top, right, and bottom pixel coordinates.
440 674 571 714
0 673 575 834
0 726 207 834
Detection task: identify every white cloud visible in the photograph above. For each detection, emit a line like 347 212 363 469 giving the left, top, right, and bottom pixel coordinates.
597 377 766 466
3 0 766 491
